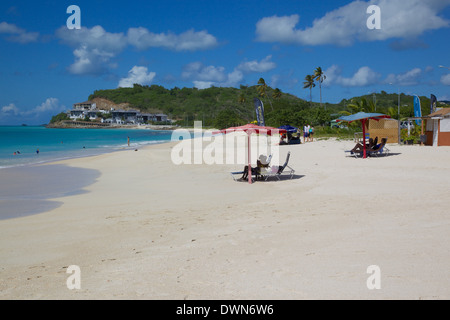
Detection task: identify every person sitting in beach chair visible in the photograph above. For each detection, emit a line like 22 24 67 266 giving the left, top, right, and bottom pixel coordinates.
240 154 271 181
231 154 272 181
349 137 387 157
368 138 388 156
350 137 377 154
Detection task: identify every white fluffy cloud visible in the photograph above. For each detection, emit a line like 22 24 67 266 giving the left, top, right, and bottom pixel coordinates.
1 99 64 117
1 103 20 115
385 68 422 86
193 81 216 90
182 62 228 83
56 25 127 52
325 65 381 87
118 66 156 88
127 27 218 51
237 55 276 73
1 98 66 124
56 25 219 75
182 56 277 89
182 62 238 89
324 65 430 88
56 26 127 75
22 98 66 115
0 22 21 33
441 74 450 86
0 21 39 43
255 0 450 46
226 70 245 87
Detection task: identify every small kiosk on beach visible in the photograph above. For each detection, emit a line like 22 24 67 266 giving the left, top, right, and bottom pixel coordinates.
367 118 399 144
354 118 399 144
423 108 450 147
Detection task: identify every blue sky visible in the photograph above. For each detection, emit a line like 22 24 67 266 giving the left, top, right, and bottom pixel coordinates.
0 0 449 124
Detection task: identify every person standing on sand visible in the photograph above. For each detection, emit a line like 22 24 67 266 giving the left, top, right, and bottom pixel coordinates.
305 124 311 142
303 125 309 143
127 136 130 147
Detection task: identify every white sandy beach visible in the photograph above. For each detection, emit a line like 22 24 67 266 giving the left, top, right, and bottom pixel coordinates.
0 136 449 300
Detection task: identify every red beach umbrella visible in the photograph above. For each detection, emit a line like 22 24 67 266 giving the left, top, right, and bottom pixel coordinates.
213 124 287 184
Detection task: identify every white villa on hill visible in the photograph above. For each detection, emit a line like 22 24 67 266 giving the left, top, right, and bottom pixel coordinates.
68 100 169 125
69 101 107 121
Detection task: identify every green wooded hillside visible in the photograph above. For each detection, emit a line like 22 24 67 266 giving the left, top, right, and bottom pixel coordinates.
88 84 440 129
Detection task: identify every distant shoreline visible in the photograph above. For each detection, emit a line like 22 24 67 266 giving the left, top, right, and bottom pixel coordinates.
45 122 217 133
46 121 178 130
0 126 178 170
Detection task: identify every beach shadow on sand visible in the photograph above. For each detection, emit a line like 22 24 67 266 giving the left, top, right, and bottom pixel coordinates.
236 174 305 183
0 164 100 220
378 152 402 158
263 174 305 182
345 152 402 159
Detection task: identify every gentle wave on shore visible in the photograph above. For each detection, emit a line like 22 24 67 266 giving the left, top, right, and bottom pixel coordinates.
0 126 174 169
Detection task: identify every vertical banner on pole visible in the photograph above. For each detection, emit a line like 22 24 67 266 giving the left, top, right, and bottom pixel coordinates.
254 98 265 127
414 95 422 126
430 94 437 114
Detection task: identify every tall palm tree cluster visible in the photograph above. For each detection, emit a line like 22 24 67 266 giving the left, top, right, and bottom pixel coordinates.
303 67 327 108
256 78 283 112
236 78 282 117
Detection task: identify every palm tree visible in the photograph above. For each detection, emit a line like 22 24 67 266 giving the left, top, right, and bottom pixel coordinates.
314 67 326 109
257 78 273 111
257 78 268 101
272 88 282 100
238 94 246 105
386 107 397 119
303 75 316 107
367 99 376 113
347 97 377 113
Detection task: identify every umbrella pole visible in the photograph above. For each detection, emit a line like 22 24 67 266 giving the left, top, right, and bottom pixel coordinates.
362 119 367 159
247 133 252 184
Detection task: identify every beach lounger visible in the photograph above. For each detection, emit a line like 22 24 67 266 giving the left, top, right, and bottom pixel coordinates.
261 152 295 181
230 154 272 182
346 138 389 158
345 150 362 158
230 171 245 181
368 143 389 157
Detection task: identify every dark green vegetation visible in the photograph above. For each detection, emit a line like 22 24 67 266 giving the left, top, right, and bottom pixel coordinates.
84 84 441 130
49 112 70 123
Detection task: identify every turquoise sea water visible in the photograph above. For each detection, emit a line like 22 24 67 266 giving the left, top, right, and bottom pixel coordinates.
0 126 174 169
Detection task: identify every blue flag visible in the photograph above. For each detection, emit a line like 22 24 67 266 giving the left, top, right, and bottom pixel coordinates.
254 98 265 126
414 95 422 126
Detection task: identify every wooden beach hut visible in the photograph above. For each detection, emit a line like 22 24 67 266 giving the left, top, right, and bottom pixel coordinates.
367 118 399 144
424 108 450 147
